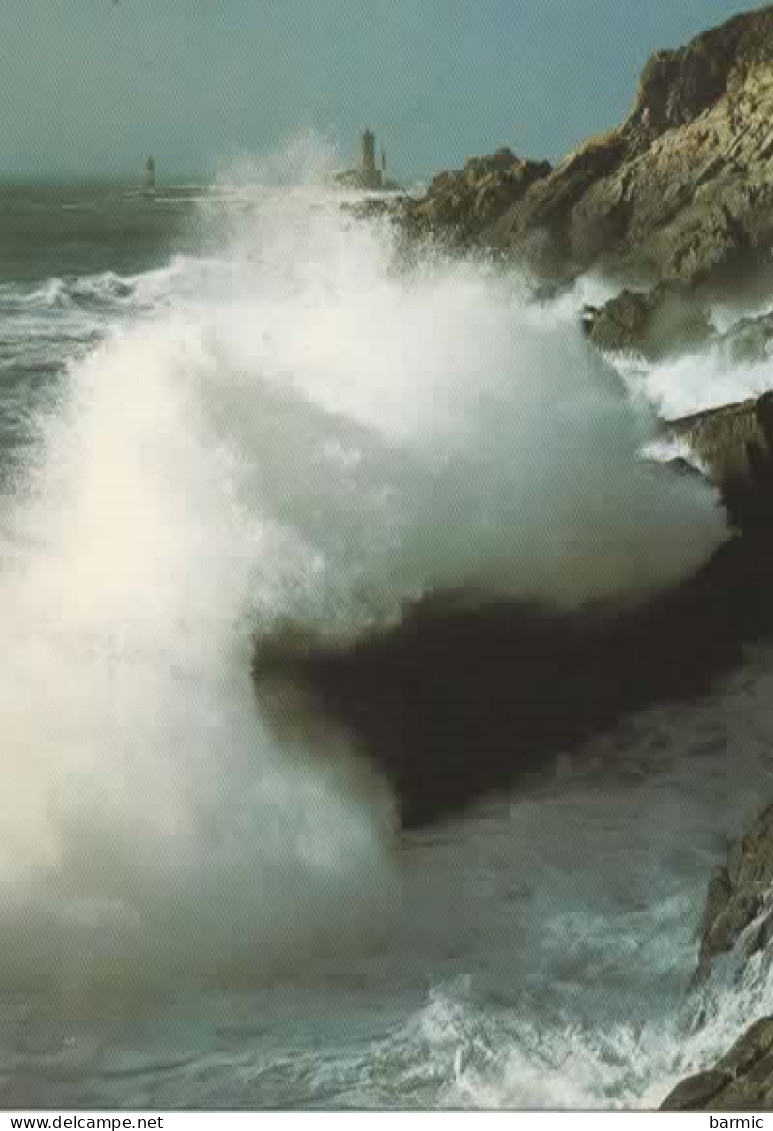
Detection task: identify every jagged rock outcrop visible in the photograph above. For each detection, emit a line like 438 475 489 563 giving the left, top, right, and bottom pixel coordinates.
656 394 773 1112
662 1019 773 1110
404 6 773 288
668 390 773 534
717 309 773 365
582 283 712 356
253 526 773 827
585 291 773 359
629 7 773 137
662 803 773 1109
671 396 769 480
696 802 773 972
400 148 551 246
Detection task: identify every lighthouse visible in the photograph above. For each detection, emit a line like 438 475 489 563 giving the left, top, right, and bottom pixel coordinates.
143 155 156 190
332 129 401 192
360 128 378 186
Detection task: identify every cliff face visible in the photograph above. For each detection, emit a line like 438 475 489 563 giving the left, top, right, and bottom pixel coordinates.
661 804 773 1110
629 6 773 136
696 802 773 973
558 56 773 284
404 5 773 287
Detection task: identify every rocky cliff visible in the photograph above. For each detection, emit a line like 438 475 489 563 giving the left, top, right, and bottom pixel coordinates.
696 802 773 974
660 803 773 1110
402 5 773 289
348 11 773 1102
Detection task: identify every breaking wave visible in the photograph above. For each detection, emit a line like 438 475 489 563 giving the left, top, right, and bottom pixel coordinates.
0 176 729 1011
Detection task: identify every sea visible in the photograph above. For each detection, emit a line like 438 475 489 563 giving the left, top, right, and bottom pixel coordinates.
2 174 773 1110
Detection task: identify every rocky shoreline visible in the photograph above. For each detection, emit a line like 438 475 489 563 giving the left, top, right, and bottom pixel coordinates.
397 5 773 289
663 1018 773 1110
253 501 773 829
660 802 773 1109
303 5 773 1108
399 5 773 1106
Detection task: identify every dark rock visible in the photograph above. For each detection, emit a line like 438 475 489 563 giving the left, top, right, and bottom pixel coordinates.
670 394 773 987
583 283 712 356
716 309 773 366
696 803 773 969
669 390 773 534
244 375 773 830
661 1067 735 1112
253 528 773 827
670 397 766 480
698 865 734 952
583 290 652 352
662 1019 773 1110
700 886 763 964
251 388 773 828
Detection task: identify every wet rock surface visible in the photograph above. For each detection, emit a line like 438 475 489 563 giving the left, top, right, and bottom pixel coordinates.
696 803 773 970
334 3 773 1103
669 390 773 533
252 525 773 828
664 719 773 1108
582 283 712 356
662 1019 773 1110
252 384 773 828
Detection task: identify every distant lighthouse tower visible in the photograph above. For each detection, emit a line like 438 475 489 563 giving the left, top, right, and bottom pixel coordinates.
359 128 382 189
143 155 156 190
360 129 376 178
332 127 400 191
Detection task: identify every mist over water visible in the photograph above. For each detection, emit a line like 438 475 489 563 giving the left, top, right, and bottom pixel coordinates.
0 177 726 987
0 165 768 1107
0 198 404 999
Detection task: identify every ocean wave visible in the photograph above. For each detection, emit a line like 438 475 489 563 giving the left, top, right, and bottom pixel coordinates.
0 180 762 1012
0 256 232 320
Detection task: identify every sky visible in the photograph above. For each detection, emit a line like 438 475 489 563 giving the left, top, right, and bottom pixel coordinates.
0 0 766 183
